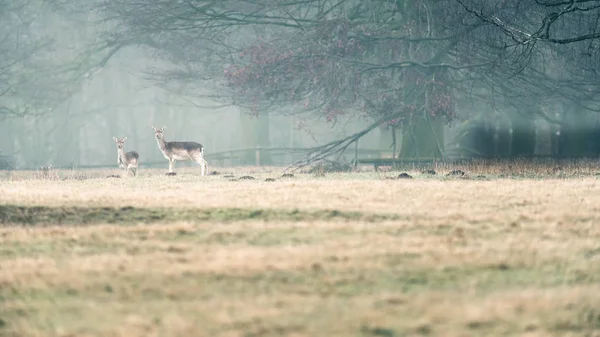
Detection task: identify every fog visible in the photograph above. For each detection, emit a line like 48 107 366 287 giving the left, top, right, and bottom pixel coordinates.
0 47 392 169
2 0 600 170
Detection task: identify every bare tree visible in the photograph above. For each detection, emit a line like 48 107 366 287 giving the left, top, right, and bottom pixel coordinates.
84 0 600 164
90 1 487 160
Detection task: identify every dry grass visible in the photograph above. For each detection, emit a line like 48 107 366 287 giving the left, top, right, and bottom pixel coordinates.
1 163 600 336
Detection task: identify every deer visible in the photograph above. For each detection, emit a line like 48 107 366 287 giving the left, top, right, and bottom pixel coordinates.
152 126 208 176
112 137 139 177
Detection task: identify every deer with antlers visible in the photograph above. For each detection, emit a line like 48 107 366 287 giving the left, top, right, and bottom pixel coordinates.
152 126 208 176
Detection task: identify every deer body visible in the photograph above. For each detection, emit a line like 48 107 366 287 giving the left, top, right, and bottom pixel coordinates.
113 137 139 177
153 126 207 176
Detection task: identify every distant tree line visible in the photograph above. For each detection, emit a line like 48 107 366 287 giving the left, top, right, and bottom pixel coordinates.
84 0 600 162
4 0 600 168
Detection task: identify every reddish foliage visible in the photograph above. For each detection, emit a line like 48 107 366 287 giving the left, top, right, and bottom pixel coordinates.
325 108 345 123
223 17 456 127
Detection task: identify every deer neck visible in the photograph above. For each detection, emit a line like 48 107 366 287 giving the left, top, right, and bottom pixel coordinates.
117 148 126 161
156 137 167 151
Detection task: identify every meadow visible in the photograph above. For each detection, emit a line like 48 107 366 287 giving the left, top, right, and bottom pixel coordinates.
1 161 599 337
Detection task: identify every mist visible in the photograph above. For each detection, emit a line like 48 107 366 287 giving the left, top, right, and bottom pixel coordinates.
2 0 600 171
3 2 600 333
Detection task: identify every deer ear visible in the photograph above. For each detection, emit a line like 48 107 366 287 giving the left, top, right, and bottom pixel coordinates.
162 126 166 131
112 136 117 142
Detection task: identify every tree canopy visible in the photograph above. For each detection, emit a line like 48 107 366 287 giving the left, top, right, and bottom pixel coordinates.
90 1 600 118
0 1 91 117
4 0 597 166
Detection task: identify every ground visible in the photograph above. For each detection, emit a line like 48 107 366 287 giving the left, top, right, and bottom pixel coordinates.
1 162 600 337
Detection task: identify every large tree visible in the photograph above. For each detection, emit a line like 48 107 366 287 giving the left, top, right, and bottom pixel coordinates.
453 0 600 156
0 0 87 117
92 1 487 161
88 0 600 163
0 0 121 168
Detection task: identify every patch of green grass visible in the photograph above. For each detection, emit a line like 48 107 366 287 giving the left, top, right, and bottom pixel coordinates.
0 227 355 259
170 228 331 246
2 260 599 336
3 257 597 302
0 204 402 226
0 239 128 258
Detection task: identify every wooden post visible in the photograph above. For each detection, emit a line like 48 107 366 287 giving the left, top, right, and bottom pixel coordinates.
391 127 397 169
255 147 261 166
354 140 359 171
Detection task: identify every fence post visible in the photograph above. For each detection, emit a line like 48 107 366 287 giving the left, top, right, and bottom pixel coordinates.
354 140 358 171
255 146 261 166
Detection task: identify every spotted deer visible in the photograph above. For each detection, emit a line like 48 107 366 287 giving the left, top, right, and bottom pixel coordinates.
152 126 207 176
112 137 139 177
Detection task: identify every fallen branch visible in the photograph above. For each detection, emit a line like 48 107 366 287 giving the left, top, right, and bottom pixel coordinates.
285 112 404 171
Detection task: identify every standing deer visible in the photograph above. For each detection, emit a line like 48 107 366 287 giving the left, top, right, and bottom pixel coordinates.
112 137 139 177
152 126 208 176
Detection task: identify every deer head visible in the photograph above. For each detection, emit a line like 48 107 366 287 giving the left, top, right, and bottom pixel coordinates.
152 126 166 140
113 137 127 149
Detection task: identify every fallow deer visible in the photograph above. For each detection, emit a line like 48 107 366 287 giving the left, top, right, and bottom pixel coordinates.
112 137 139 177
152 126 208 176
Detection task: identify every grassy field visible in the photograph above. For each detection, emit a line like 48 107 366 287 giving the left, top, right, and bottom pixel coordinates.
1 163 600 337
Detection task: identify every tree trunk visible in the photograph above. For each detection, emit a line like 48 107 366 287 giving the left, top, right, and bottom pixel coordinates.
399 117 444 159
239 109 259 165
15 117 46 168
507 110 536 157
495 126 512 157
257 113 272 165
53 106 80 168
376 126 394 158
557 126 591 157
472 122 494 156
555 107 594 157
458 121 495 157
0 117 15 168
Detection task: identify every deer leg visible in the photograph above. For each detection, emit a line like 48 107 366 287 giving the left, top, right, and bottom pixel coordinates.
199 159 206 177
168 159 175 173
193 155 207 176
